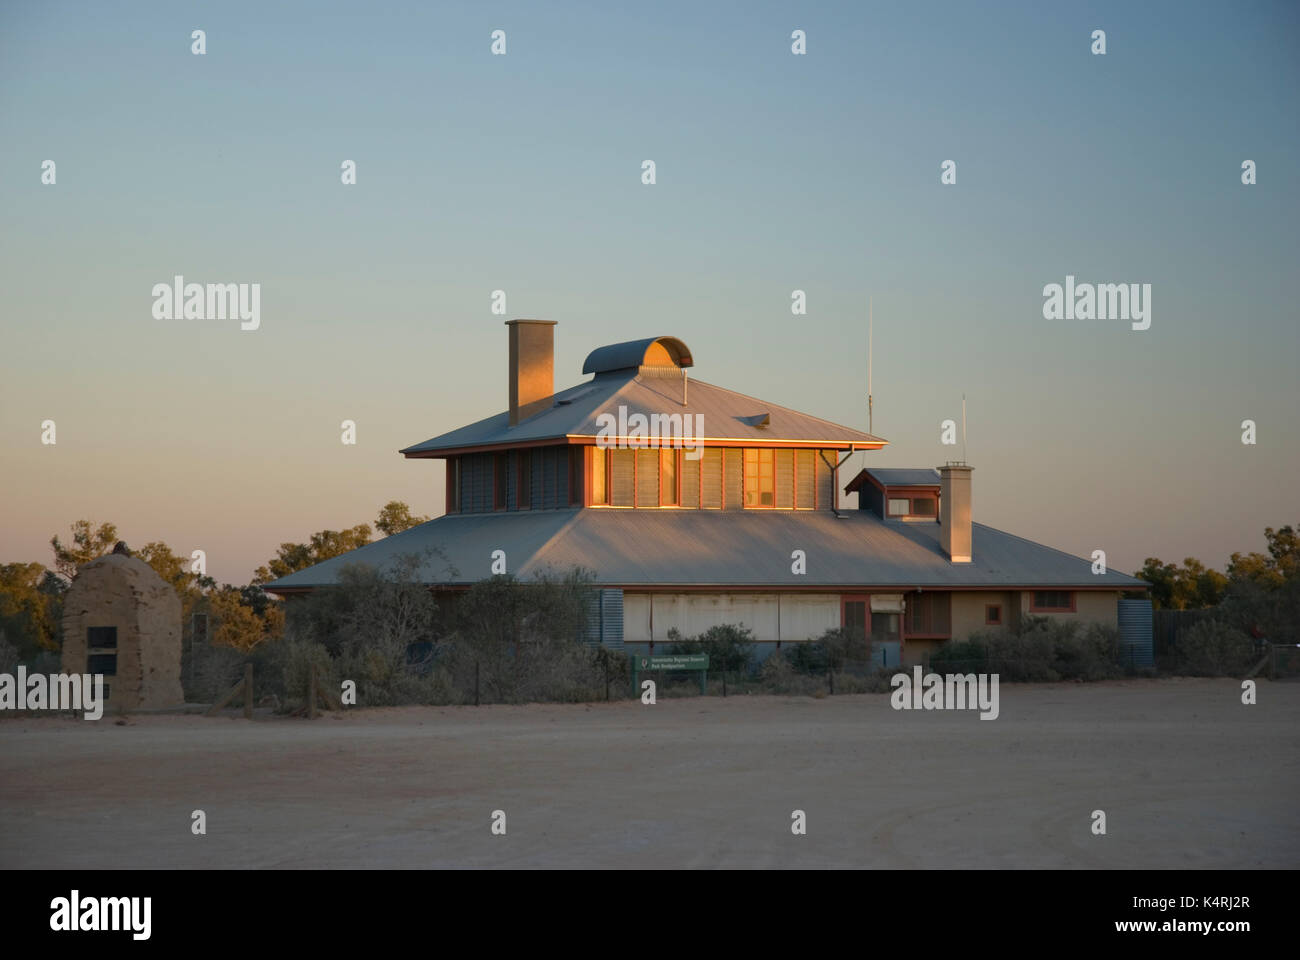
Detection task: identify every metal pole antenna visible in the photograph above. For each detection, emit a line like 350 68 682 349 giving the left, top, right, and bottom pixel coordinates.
962 394 968 463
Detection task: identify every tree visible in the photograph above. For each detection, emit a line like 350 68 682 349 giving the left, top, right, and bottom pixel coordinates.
1134 557 1226 610
1228 524 1298 589
0 562 62 659
1219 524 1300 644
135 541 215 621
252 524 372 585
50 520 118 581
376 501 430 537
207 586 283 652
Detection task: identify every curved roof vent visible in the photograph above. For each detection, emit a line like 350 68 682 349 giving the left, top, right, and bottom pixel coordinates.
582 336 693 375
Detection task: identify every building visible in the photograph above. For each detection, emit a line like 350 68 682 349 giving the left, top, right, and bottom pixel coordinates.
265 321 1146 665
61 548 184 710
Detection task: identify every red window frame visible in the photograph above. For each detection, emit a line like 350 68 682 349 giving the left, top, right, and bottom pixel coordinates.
985 603 1002 626
840 594 870 636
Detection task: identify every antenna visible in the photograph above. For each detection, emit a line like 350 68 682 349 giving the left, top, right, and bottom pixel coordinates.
868 297 873 436
961 393 968 463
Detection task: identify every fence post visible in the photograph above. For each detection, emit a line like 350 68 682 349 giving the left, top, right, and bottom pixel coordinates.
722 668 727 698
308 663 318 720
474 661 480 707
828 668 834 696
243 663 253 720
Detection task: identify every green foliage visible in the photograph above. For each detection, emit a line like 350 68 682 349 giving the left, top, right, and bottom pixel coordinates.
447 567 600 703
1174 620 1258 676
1135 557 1228 610
278 552 450 705
666 623 756 674
49 520 118 581
0 562 63 659
930 617 1123 682
375 501 431 537
253 524 373 585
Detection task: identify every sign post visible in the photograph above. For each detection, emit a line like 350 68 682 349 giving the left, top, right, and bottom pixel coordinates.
630 653 709 695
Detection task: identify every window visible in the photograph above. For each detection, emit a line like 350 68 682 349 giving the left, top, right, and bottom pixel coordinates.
985 604 1002 626
1031 591 1075 612
635 449 658 506
516 452 532 509
609 449 635 506
87 653 117 676
744 448 775 506
87 626 117 648
568 448 583 506
795 450 814 508
701 449 723 509
841 595 868 640
906 593 952 637
592 448 608 505
889 495 937 518
493 454 508 510
660 449 678 505
446 459 461 513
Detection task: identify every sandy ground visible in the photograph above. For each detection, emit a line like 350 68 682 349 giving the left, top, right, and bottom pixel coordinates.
1 678 1296 869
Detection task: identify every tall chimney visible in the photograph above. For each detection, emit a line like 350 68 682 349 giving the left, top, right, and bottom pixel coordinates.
506 319 557 426
939 463 973 563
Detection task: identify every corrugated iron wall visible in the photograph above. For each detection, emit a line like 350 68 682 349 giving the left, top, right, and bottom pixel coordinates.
1118 598 1154 667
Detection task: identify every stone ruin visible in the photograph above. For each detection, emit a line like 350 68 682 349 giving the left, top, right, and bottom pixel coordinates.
60 544 183 711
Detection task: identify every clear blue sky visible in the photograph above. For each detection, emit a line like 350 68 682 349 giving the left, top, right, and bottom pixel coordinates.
2 0 1297 585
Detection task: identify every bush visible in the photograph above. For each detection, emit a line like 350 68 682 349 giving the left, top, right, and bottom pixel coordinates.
0 634 18 675
667 623 756 675
1175 619 1258 677
928 617 1124 682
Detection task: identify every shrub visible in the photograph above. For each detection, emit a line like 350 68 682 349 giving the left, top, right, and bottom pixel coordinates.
1175 619 1258 677
929 618 1124 682
667 623 756 675
0 634 18 675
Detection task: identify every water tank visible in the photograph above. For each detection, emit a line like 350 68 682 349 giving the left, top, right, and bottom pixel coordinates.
1118 598 1154 667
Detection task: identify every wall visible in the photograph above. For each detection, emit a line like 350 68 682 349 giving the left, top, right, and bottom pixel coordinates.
623 592 840 660
60 555 183 711
1015 590 1119 630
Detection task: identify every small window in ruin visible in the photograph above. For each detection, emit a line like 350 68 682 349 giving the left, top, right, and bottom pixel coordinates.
87 653 117 676
87 626 117 649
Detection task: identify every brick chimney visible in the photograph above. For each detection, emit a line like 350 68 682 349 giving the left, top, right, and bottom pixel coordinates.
938 463 973 563
506 319 557 425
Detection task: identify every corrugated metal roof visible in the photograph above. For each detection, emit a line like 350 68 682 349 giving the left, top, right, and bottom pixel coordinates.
265 509 1147 592
400 371 886 455
866 468 941 487
582 336 693 373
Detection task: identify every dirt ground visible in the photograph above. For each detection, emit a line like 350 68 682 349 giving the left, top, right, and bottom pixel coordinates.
1 678 1296 869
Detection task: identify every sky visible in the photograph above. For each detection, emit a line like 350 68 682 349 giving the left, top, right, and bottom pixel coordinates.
1 0 1297 586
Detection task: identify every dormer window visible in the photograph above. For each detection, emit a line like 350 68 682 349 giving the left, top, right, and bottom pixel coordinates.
888 496 937 519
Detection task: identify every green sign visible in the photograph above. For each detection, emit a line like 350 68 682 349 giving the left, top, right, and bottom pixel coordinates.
638 654 709 670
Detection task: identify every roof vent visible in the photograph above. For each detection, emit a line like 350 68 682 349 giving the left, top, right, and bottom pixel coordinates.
582 337 693 375
738 413 770 428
